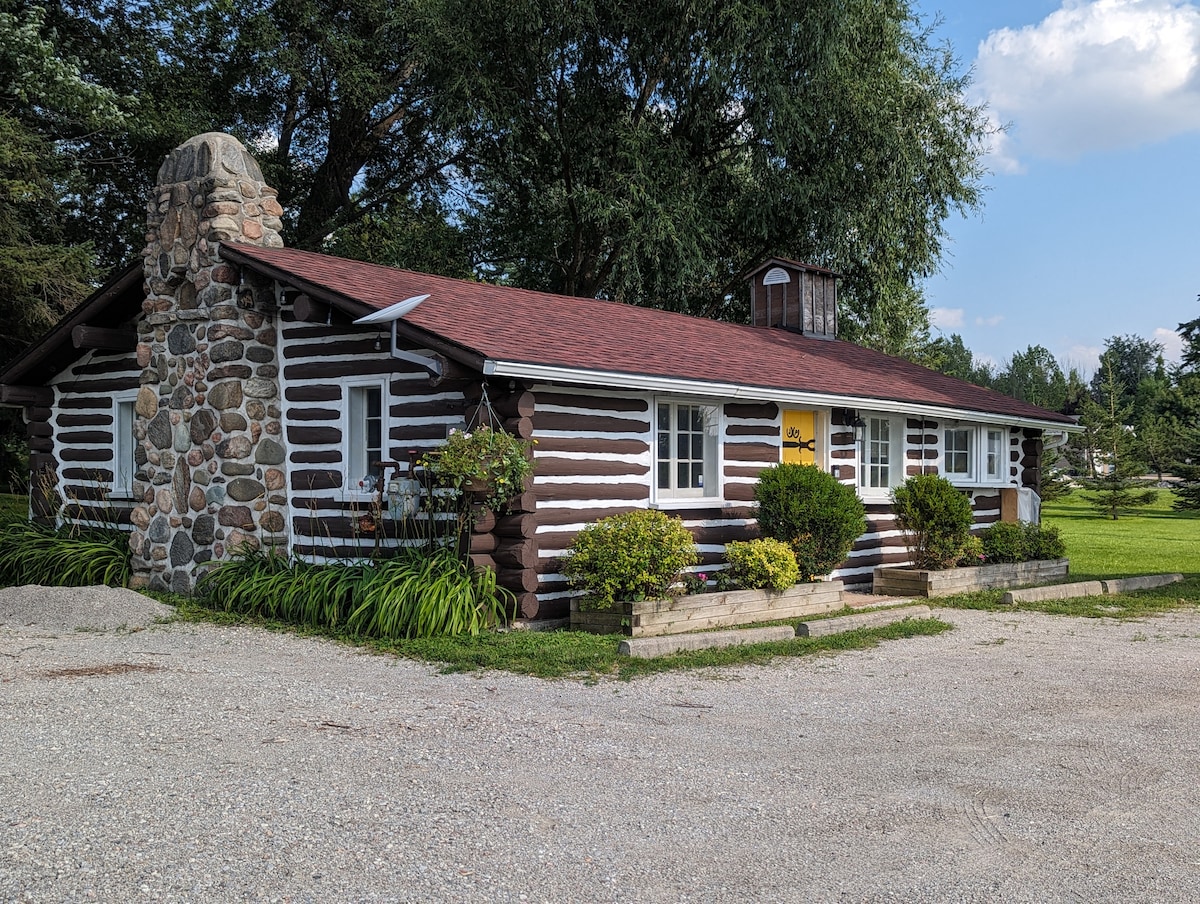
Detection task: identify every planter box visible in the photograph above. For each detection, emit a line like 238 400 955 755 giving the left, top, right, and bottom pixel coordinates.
570 581 845 638
872 558 1069 598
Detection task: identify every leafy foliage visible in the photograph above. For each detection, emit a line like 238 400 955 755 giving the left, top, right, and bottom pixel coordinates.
421 426 534 512
0 519 130 587
195 545 511 638
562 509 698 610
723 538 799 591
754 464 866 580
890 474 973 570
978 521 1065 564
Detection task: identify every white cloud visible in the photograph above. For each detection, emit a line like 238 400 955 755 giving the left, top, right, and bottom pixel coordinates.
929 307 965 328
976 0 1200 162
975 314 1005 327
1154 326 1184 360
1063 343 1103 371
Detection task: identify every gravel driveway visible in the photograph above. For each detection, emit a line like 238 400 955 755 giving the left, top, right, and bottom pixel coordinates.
2 586 1200 903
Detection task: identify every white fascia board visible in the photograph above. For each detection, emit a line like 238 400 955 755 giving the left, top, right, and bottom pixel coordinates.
482 359 1078 432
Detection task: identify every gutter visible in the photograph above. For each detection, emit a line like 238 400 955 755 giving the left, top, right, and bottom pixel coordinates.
482 359 1079 432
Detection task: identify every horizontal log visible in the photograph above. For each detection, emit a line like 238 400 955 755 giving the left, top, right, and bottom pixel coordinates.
1 385 53 406
26 422 52 438
907 418 938 429
70 357 140 377
25 406 52 422
59 430 111 444
906 449 938 460
513 591 542 620
59 448 111 462
283 359 420 380
61 467 114 482
501 416 534 439
906 434 937 445
71 325 138 351
287 407 342 422
470 508 496 533
56 378 138 393
56 413 112 428
283 338 380 359
469 532 498 554
534 391 648 413
389 424 455 441
724 402 778 419
723 442 779 463
725 424 776 437
292 293 330 323
58 396 110 410
723 482 756 502
291 469 343 491
723 465 768 479
463 388 535 418
495 538 538 570
290 449 342 464
29 453 56 471
497 567 539 593
502 490 537 514
534 457 649 478
690 524 759 545
851 533 907 553
533 412 649 434
906 465 939 476
388 398 467 419
495 512 538 538
469 553 497 573
535 483 649 502
533 505 641 527
285 384 341 402
532 436 649 455
287 425 341 445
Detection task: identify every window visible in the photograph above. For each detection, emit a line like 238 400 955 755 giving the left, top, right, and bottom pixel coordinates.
348 384 385 492
113 398 136 495
861 416 898 492
656 401 719 499
944 428 972 479
985 428 1006 481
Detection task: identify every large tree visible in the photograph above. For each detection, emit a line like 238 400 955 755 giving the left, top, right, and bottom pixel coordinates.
993 345 1069 411
422 0 989 351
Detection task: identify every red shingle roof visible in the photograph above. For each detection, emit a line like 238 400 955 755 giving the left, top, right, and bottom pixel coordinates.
225 244 1074 426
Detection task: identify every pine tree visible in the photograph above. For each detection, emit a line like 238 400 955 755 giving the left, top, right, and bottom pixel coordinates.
1078 362 1157 519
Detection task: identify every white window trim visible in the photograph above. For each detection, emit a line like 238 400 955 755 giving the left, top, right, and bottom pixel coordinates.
651 398 724 507
944 424 1014 487
857 413 905 499
344 379 388 497
112 392 138 497
944 426 974 482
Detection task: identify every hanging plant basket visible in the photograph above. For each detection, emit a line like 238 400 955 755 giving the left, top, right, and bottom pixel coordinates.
421 425 535 512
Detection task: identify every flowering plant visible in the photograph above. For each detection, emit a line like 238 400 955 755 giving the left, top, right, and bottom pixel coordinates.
422 426 534 511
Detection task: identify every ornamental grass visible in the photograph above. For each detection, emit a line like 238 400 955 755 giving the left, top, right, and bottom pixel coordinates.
0 519 131 587
196 545 511 639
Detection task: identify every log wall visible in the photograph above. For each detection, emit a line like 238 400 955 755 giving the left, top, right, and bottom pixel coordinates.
46 349 141 529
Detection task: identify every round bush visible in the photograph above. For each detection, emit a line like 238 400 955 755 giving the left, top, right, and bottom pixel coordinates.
754 464 866 581
1027 523 1066 560
562 509 698 610
890 474 973 570
724 538 800 591
980 521 1027 563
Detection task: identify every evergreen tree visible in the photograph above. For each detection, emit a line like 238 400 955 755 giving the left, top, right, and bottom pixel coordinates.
1078 362 1157 519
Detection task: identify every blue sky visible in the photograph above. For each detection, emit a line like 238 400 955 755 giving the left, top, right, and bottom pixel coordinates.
911 0 1200 374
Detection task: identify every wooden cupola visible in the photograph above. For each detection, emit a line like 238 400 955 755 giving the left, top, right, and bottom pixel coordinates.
746 257 839 339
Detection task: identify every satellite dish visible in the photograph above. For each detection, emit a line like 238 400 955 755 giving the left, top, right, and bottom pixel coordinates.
353 293 430 325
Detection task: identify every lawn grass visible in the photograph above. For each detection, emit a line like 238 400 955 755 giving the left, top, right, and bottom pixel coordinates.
933 489 1200 619
1040 489 1200 579
171 596 951 679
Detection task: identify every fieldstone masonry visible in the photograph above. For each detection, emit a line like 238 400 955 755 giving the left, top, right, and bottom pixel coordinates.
130 133 289 592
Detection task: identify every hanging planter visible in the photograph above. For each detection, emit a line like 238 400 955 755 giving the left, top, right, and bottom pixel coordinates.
421 425 534 512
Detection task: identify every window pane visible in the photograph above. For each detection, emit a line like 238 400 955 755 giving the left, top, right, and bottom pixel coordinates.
658 404 670 431
658 461 670 489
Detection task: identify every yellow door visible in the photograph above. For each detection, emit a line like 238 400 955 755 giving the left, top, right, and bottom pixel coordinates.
782 410 817 465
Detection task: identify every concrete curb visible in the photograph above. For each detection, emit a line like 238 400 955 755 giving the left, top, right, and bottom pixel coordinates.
1001 573 1185 605
797 605 933 638
617 625 796 658
1102 574 1184 594
1002 582 1105 605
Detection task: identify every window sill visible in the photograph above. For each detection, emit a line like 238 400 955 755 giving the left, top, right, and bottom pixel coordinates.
651 497 733 510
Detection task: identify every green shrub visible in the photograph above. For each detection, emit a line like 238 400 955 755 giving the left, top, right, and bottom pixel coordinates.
562 509 698 610
754 464 865 581
890 474 973 570
0 519 130 587
978 521 1068 563
957 534 985 567
980 521 1027 563
1025 522 1066 560
196 545 510 638
724 538 800 591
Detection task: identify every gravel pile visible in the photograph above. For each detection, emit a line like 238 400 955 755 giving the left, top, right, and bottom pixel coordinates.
0 584 174 631
2 597 1200 902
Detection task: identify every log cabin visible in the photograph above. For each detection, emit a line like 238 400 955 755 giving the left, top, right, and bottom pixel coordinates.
0 133 1075 619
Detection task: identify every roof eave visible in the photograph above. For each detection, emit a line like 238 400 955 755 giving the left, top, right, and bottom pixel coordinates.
482 359 1079 432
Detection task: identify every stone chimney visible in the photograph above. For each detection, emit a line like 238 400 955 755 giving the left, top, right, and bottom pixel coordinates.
130 133 288 593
